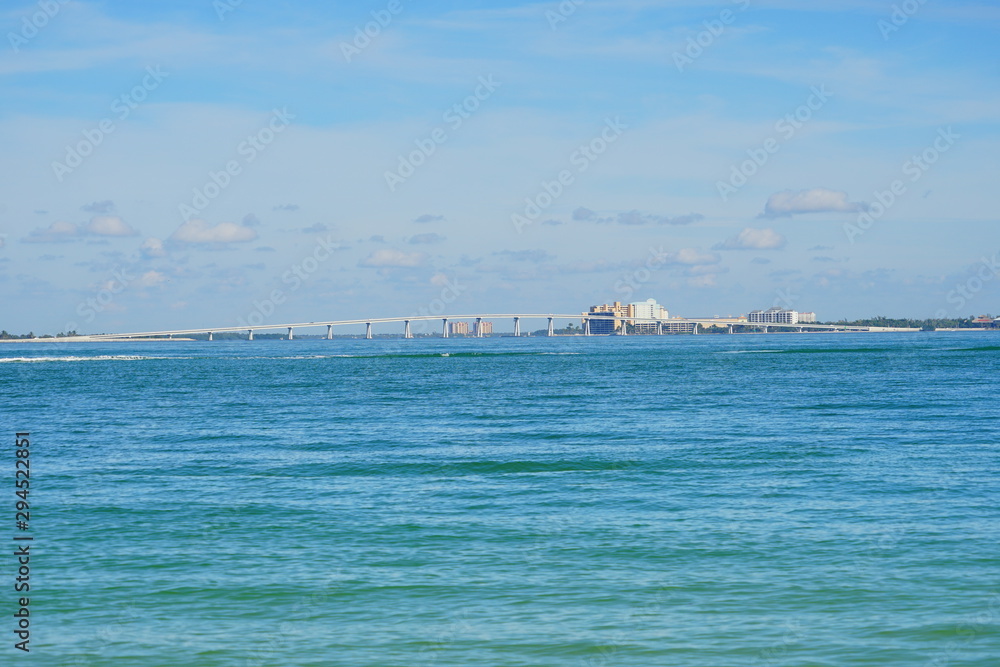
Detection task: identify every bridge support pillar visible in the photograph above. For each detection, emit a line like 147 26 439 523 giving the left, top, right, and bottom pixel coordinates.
474 317 481 338
621 320 628 336
692 323 699 335
404 321 412 339
584 318 591 336
728 325 733 335
248 329 254 341
327 324 333 340
288 327 294 340
442 319 449 338
366 322 373 339
208 332 213 341
547 317 554 337
763 326 768 334
513 317 520 337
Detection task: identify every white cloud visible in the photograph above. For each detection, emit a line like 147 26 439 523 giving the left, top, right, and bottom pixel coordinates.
761 188 866 218
359 249 427 268
673 248 720 265
715 228 787 250
409 233 446 244
22 220 80 243
170 219 258 246
140 237 167 258
139 270 167 287
86 215 138 237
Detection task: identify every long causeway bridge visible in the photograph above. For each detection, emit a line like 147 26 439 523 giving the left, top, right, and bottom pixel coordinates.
77 314 919 341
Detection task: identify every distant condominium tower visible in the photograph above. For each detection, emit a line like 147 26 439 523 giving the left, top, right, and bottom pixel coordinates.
747 307 813 324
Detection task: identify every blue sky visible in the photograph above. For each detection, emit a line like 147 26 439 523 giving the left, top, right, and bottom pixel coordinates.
1 0 998 334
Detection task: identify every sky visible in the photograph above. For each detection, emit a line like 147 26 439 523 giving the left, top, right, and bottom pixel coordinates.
1 0 998 335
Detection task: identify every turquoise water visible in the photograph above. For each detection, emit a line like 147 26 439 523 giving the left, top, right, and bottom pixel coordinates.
2 333 999 666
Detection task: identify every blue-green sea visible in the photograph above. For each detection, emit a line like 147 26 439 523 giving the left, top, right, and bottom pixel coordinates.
2 333 999 666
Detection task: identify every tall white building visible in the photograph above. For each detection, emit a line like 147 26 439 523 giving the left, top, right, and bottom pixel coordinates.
748 307 799 324
630 298 669 320
630 298 669 333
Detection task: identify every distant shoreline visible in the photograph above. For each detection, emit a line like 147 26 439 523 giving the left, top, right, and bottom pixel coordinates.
1 329 996 343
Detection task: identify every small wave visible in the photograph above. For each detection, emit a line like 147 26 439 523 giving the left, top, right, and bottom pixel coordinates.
0 355 161 363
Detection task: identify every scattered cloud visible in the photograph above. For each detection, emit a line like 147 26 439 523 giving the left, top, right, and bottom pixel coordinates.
85 215 137 237
573 207 703 226
170 219 258 246
81 200 115 214
809 245 833 251
751 257 772 265
409 232 446 245
714 227 787 250
22 220 81 243
242 213 261 227
572 207 605 223
369 234 386 243
301 222 331 233
414 214 444 224
273 204 299 211
541 218 563 226
140 237 167 258
761 188 867 218
359 249 427 268
493 249 554 262
671 248 721 265
23 216 137 243
138 270 167 287
254 246 277 252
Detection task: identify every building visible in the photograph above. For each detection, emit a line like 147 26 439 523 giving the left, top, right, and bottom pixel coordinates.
587 299 669 334
630 298 669 321
660 320 696 334
748 307 800 324
630 298 669 333
449 321 469 335
476 320 493 336
588 301 632 333
798 312 817 323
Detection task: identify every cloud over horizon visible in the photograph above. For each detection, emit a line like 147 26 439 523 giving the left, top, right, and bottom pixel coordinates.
761 188 867 218
715 228 787 250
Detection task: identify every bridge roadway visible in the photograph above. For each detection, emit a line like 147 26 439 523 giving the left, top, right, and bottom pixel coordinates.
83 315 906 340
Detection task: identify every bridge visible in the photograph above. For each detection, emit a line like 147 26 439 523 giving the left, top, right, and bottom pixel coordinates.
74 314 918 341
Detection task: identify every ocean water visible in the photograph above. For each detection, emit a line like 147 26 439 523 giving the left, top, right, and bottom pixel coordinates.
2 333 999 666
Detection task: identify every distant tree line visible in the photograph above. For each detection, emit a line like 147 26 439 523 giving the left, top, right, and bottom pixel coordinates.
820 316 996 331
